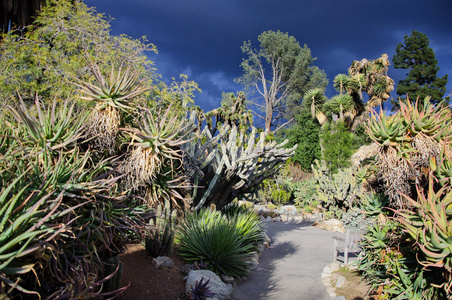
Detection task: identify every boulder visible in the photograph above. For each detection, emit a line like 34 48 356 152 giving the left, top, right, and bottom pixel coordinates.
244 251 260 271
335 274 346 288
186 270 233 300
152 256 174 269
314 219 346 233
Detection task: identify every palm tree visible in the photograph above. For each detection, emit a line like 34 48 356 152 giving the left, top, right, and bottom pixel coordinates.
303 88 327 125
334 54 394 130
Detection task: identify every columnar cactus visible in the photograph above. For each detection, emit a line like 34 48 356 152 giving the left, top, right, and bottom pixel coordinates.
145 203 178 257
182 123 296 210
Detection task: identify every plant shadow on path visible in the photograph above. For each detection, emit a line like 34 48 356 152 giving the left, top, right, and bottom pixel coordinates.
232 220 337 300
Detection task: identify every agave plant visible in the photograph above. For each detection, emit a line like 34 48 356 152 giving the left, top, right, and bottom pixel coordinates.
77 62 147 153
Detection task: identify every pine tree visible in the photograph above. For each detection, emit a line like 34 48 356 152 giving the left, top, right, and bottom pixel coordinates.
392 31 449 109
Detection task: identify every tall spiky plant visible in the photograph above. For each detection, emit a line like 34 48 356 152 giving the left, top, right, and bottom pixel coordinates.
77 62 147 154
119 106 194 209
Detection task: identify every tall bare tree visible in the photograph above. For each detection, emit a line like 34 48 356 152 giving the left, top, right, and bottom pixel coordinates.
235 30 327 133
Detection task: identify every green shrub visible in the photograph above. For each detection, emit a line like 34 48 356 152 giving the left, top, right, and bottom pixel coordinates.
341 207 373 231
293 176 318 212
176 208 264 278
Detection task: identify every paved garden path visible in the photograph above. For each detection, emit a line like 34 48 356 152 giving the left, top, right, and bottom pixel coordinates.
231 221 342 300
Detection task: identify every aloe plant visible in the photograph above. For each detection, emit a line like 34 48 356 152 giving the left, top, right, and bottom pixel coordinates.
119 106 193 209
365 97 452 207
0 173 66 297
77 62 147 153
8 96 85 156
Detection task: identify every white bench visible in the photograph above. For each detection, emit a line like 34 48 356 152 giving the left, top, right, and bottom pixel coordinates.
333 230 366 265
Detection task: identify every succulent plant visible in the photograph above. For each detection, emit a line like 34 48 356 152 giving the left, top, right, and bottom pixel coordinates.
77 62 147 154
77 62 146 112
120 106 193 209
365 96 452 207
182 123 296 210
189 278 215 300
396 175 452 296
145 203 177 257
311 160 365 219
8 95 85 157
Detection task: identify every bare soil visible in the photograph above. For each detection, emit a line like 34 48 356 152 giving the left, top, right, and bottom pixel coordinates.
118 244 375 300
119 244 186 300
334 267 376 300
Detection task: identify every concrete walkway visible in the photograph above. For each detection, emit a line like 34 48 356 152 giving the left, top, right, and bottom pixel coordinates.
231 221 342 300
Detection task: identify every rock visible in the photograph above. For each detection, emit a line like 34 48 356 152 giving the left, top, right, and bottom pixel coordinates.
323 262 341 274
186 270 233 300
244 251 260 271
256 244 266 257
220 274 234 284
152 256 174 269
332 296 346 300
335 274 346 288
287 217 293 222
280 215 288 222
260 232 271 244
273 217 281 222
284 205 298 216
314 219 346 233
265 216 272 222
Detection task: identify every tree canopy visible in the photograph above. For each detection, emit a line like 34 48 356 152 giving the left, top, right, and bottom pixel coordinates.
392 30 449 108
311 55 394 131
284 107 322 171
235 30 327 133
0 0 199 114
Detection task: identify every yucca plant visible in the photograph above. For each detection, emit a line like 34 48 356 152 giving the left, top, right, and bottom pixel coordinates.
176 208 256 278
77 62 147 154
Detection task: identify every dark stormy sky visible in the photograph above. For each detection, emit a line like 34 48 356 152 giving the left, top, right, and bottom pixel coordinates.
85 0 452 112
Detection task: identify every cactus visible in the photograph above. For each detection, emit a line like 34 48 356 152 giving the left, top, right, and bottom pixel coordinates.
312 160 364 218
102 255 124 293
145 203 177 257
182 123 296 210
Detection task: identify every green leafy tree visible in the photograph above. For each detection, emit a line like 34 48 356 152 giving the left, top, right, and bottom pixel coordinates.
284 107 322 170
0 0 155 103
392 30 449 109
321 121 355 173
235 30 328 133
